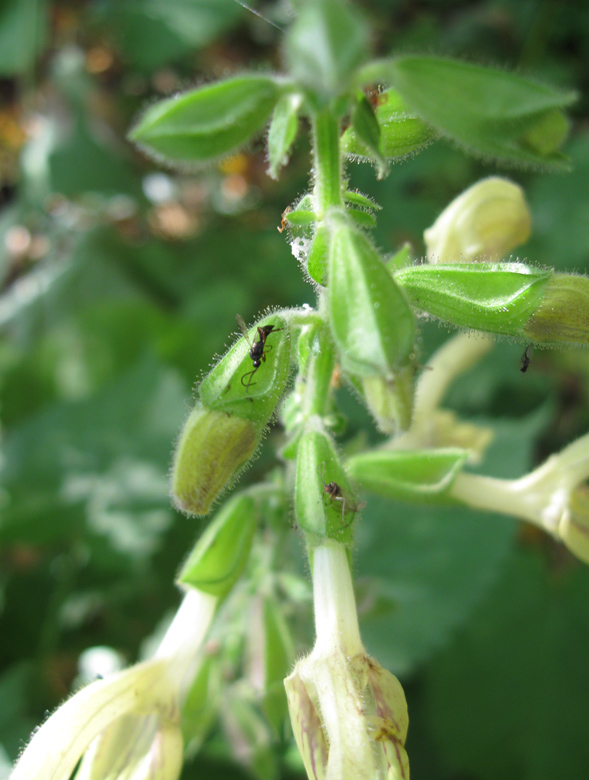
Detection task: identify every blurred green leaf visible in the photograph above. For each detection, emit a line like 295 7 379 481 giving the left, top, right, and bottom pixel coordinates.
91 0 243 71
0 0 48 76
426 549 589 780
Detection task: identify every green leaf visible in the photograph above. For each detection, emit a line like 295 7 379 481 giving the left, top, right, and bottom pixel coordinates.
284 0 369 103
342 88 434 162
347 448 469 504
380 56 576 169
267 94 301 179
130 75 283 165
394 262 552 337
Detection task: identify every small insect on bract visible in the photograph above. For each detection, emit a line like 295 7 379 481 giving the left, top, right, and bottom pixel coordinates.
237 314 283 394
319 462 365 527
520 345 531 373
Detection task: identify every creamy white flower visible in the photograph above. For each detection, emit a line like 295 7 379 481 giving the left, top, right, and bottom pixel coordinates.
285 541 409 780
451 432 589 564
11 589 217 780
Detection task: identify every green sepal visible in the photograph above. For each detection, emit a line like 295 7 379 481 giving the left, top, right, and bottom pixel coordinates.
524 273 589 346
246 596 294 734
342 87 434 161
347 448 469 503
366 56 576 170
171 405 260 516
129 75 283 166
295 421 358 548
307 224 330 285
385 242 412 272
199 312 291 423
349 92 387 178
346 207 377 229
394 262 552 336
344 190 381 210
177 492 258 597
327 213 415 377
286 210 317 227
182 653 222 755
267 93 301 179
284 0 369 104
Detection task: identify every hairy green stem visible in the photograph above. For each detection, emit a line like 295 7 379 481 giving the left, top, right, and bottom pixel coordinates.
312 110 343 215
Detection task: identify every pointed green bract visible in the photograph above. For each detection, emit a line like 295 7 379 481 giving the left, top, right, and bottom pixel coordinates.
379 55 576 169
394 262 552 336
130 75 283 165
342 87 434 161
348 92 387 177
347 448 469 503
267 93 301 179
327 215 415 377
177 492 258 597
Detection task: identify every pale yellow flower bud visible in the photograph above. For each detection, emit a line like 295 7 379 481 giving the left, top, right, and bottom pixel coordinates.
424 177 531 263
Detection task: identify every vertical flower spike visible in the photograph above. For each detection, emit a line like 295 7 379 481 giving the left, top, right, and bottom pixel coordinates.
327 212 416 432
424 177 532 263
284 541 410 780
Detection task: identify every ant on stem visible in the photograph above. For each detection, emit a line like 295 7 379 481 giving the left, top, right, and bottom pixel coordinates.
318 462 365 526
236 314 283 394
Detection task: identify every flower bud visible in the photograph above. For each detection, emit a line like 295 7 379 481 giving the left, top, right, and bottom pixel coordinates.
523 273 589 346
171 406 259 517
327 213 415 378
177 492 258 597
424 177 531 263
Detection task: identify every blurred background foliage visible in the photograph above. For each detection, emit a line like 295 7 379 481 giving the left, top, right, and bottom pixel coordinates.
1 1 589 779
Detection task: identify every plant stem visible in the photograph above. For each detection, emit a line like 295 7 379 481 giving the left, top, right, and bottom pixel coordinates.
312 109 343 216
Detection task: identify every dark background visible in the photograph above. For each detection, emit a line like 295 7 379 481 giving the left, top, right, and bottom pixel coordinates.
1 1 589 778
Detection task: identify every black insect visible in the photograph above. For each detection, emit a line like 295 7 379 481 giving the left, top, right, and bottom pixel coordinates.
520 345 531 373
237 314 283 393
319 463 365 525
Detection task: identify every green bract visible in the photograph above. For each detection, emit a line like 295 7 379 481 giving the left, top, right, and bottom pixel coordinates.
171 406 259 516
373 55 576 169
177 492 258 597
348 92 387 177
200 313 291 423
394 262 552 336
295 422 358 548
347 448 469 503
284 0 369 103
524 274 589 346
327 214 415 377
342 88 434 161
129 75 283 165
267 94 301 180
